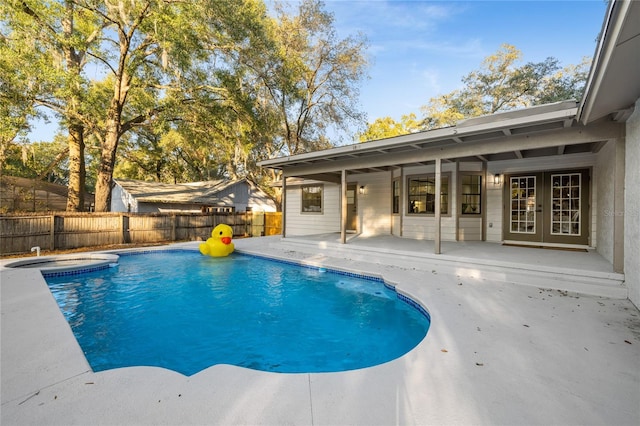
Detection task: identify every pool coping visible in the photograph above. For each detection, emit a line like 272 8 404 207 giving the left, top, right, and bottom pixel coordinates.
1 253 120 276
2 238 639 425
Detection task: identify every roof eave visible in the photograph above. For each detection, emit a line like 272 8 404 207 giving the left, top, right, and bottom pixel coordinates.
578 0 620 124
259 105 578 169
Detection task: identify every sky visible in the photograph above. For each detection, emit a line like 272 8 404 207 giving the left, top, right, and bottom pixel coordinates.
324 0 608 141
26 0 609 144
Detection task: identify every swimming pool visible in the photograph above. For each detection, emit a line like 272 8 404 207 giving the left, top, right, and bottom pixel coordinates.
44 250 430 376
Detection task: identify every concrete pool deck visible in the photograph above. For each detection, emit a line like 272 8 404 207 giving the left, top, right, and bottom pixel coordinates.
1 236 639 425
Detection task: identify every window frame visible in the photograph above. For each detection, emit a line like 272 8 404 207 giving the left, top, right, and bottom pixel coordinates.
301 184 324 214
392 178 401 215
459 173 482 216
406 173 451 216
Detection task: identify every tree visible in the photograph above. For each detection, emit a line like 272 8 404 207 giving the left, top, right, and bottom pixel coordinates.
1 135 69 183
0 20 39 173
3 0 368 210
1 0 101 211
78 0 273 211
359 44 588 138
255 0 369 157
358 113 423 142
420 44 591 129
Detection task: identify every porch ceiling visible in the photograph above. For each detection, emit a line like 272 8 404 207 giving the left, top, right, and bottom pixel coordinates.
260 101 621 182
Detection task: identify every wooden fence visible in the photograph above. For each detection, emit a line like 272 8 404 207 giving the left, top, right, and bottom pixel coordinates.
0 212 281 256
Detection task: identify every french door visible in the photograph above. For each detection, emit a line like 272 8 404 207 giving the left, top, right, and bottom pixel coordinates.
504 169 589 245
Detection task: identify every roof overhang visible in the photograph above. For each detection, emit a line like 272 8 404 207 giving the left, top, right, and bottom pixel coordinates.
579 0 640 124
259 101 622 181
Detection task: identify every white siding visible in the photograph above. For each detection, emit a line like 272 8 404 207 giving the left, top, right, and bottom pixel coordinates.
403 217 457 240
110 184 138 213
458 217 482 241
349 172 391 236
285 183 341 236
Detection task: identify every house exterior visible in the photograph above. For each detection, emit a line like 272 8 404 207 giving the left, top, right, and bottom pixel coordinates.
258 0 640 308
111 178 277 213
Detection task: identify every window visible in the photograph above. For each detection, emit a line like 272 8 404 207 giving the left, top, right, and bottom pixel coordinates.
461 175 482 215
392 179 400 214
301 185 323 213
407 175 449 214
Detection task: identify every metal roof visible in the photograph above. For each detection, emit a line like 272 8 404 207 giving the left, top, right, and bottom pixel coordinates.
114 179 248 205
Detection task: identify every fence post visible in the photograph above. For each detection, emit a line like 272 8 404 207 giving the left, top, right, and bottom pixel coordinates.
171 214 177 242
120 214 125 244
50 214 55 250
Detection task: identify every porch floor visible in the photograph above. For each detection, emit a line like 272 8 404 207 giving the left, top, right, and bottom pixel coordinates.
271 233 625 299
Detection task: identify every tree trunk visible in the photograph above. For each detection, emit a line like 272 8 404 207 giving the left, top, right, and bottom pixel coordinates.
94 115 120 212
63 1 86 211
66 123 85 211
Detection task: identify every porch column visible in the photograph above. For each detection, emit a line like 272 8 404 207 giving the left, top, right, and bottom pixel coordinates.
434 158 442 254
400 166 404 237
281 173 286 238
613 137 625 273
341 169 347 244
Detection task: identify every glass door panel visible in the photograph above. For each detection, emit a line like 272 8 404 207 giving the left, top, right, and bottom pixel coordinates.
551 173 581 236
510 176 537 234
543 169 589 245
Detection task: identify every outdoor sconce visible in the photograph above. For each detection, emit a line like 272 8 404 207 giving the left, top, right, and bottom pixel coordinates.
359 185 365 195
493 174 501 185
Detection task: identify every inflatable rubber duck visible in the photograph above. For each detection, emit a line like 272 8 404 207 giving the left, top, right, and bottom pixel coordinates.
199 224 235 257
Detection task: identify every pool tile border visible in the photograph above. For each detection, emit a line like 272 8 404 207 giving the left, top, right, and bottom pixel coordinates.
42 263 114 277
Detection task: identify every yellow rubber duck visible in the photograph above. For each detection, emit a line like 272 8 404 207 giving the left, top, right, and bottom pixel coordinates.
199 224 235 257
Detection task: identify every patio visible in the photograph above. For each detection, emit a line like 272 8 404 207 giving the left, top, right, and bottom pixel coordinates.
1 235 639 425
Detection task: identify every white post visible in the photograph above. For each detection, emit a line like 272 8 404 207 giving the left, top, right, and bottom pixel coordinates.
341 169 347 244
281 174 287 238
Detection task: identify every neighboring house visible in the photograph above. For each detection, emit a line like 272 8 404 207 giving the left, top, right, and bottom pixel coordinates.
111 178 277 213
0 176 94 212
258 0 640 307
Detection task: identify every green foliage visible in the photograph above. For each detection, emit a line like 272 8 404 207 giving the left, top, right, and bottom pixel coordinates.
358 114 424 142
420 44 590 129
1 136 69 184
2 0 370 209
359 43 591 139
256 0 369 155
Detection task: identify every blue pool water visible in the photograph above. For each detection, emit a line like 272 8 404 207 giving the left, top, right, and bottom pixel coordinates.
45 251 430 376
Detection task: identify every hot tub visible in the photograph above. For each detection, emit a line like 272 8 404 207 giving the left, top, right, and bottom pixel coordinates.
3 253 119 276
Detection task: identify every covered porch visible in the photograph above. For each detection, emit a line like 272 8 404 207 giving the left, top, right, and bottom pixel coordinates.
261 101 627 274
